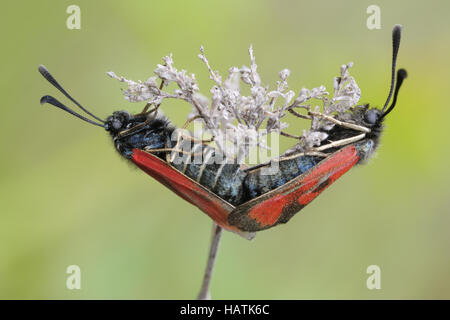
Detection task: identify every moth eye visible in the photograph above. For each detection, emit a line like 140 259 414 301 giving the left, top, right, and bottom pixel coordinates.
364 110 378 124
122 111 131 121
112 119 122 130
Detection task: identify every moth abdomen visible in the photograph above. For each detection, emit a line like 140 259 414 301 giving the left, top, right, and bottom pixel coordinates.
243 155 321 200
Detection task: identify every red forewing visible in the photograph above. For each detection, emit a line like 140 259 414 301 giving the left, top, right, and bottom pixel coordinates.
131 148 255 240
227 145 360 232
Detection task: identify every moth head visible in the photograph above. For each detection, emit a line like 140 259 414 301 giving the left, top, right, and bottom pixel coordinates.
363 108 382 126
104 111 131 133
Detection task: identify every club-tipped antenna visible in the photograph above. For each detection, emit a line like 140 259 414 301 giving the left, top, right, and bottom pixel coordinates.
381 68 407 119
382 25 402 113
40 95 104 127
38 65 105 123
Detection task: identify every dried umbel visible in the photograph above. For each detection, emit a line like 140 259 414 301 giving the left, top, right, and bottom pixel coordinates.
107 45 364 163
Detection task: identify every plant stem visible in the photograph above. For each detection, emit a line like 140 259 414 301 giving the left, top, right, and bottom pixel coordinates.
197 223 223 300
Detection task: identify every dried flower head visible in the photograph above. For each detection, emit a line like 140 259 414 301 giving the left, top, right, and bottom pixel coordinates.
107 47 362 162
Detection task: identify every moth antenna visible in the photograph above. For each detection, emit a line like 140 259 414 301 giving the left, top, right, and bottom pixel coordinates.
382 25 402 113
40 95 104 127
381 68 407 118
38 65 105 123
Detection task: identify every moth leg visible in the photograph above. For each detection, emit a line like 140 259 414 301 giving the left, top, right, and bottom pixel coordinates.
160 130 207 163
144 147 204 157
120 79 166 137
280 131 302 140
181 134 214 144
144 146 204 169
138 80 165 114
288 108 311 120
314 133 366 152
165 137 173 163
279 151 328 161
137 102 153 115
180 116 215 144
169 130 188 163
308 111 371 133
288 107 370 133
118 106 161 138
137 104 159 117
182 115 202 129
242 151 328 173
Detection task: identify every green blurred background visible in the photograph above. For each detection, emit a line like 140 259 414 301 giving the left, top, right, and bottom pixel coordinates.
1 0 449 299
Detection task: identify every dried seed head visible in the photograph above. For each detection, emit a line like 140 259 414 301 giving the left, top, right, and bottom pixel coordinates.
108 48 362 160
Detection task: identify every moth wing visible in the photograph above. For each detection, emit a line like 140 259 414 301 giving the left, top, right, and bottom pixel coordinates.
131 148 255 240
228 145 360 232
